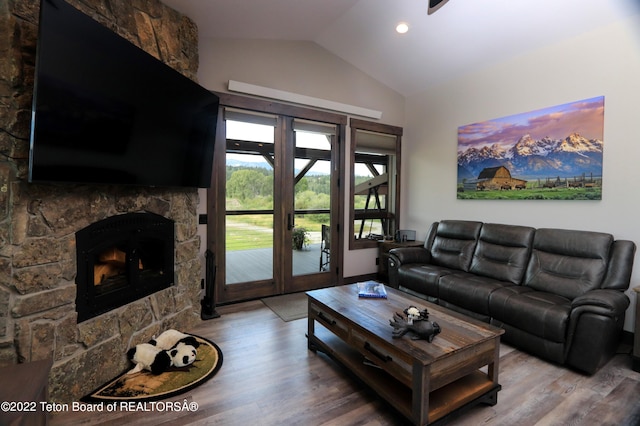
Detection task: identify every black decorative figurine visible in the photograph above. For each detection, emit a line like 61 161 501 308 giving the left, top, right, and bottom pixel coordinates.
390 306 441 342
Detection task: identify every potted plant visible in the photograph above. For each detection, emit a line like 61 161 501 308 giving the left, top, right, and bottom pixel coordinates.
292 227 310 251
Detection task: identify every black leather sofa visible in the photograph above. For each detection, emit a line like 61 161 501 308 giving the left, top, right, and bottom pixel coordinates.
387 220 636 374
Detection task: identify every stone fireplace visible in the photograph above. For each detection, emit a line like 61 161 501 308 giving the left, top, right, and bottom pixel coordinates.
75 212 175 323
0 0 205 402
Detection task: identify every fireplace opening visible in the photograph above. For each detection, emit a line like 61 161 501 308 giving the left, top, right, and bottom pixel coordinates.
76 212 174 323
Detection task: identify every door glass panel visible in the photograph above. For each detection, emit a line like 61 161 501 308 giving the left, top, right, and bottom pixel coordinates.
292 126 333 276
225 119 275 284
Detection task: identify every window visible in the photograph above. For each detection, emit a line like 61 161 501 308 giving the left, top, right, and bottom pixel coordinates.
349 119 402 249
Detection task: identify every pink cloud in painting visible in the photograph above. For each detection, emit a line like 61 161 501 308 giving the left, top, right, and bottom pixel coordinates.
457 96 604 151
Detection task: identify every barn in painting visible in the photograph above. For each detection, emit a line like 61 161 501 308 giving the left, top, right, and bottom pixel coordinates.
464 166 527 191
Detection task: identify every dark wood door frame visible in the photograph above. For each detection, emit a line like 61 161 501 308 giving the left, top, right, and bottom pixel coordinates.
207 92 346 304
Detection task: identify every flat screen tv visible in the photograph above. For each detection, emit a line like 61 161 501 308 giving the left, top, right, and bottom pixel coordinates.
29 0 219 188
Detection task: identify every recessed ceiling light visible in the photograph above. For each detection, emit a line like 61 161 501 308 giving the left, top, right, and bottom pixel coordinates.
395 22 409 34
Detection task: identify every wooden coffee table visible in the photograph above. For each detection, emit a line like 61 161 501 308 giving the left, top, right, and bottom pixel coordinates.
307 284 504 426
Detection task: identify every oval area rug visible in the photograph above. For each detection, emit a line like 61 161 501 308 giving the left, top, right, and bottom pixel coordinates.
83 335 222 403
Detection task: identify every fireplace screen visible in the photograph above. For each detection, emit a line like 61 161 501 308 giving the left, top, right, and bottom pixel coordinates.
76 212 174 322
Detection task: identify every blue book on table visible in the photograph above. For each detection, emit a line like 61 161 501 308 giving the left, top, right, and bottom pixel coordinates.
357 281 387 298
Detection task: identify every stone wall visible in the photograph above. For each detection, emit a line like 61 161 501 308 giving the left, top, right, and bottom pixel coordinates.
0 0 204 402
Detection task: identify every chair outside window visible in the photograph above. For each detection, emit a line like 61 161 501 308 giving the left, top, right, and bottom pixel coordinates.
319 224 330 271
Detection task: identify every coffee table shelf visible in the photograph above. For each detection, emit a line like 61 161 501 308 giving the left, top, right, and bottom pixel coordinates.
313 326 498 423
307 285 504 425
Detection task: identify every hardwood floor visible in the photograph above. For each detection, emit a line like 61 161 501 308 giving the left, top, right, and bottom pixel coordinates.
51 299 640 426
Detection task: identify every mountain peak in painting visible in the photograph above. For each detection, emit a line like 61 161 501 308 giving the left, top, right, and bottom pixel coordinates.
508 134 556 158
558 132 603 154
458 132 603 179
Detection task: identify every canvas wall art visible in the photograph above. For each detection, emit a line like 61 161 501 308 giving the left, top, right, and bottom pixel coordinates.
457 96 604 200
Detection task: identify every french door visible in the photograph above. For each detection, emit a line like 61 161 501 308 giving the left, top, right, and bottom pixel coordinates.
209 98 344 304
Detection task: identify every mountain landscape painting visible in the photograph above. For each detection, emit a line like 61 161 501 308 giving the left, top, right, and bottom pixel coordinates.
457 96 604 200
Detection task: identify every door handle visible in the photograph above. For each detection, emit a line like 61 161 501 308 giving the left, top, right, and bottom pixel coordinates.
287 213 293 231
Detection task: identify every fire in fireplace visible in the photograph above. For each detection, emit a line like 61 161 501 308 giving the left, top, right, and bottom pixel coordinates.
75 212 175 322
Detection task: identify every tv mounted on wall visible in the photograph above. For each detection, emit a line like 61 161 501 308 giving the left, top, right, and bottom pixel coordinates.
29 0 219 188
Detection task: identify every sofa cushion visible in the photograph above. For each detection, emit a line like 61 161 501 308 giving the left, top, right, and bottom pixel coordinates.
470 223 535 284
430 220 482 272
397 264 456 298
489 286 571 343
439 272 514 316
524 228 612 300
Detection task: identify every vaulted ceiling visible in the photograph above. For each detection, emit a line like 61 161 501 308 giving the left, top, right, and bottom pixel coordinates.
161 0 640 97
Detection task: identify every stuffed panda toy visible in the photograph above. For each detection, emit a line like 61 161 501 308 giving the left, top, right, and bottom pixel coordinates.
150 329 200 351
126 343 172 375
169 342 197 368
150 329 200 368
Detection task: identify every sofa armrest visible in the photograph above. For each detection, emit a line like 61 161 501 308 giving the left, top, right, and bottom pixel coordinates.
388 247 431 266
387 247 431 289
567 290 629 374
571 289 630 316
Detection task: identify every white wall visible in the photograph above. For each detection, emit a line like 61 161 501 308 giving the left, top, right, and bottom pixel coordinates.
403 16 640 331
196 38 405 277
197 38 405 124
